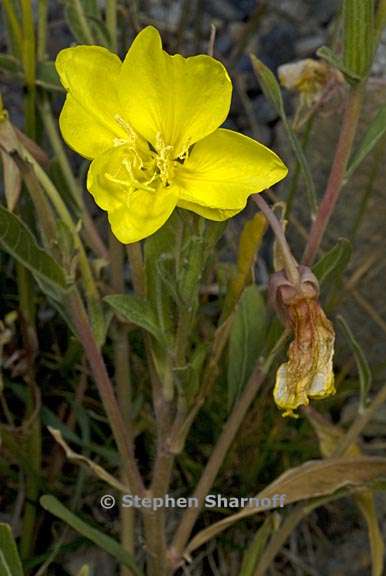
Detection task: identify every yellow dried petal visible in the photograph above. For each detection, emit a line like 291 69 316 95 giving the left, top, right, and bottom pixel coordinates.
274 299 335 417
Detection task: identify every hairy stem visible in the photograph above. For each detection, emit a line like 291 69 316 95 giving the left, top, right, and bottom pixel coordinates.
67 289 144 496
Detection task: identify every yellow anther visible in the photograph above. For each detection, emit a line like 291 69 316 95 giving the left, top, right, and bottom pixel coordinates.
155 132 175 184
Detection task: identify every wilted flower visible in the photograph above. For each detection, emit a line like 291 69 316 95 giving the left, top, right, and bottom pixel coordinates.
55 26 287 243
269 266 335 417
278 58 343 106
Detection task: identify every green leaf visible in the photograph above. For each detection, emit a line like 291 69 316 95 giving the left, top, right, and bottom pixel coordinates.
250 54 284 115
227 285 267 409
104 294 166 345
240 517 274 576
64 0 95 44
347 101 386 179
337 315 372 411
250 55 317 214
0 205 67 291
0 523 24 576
40 496 143 576
312 238 352 286
343 0 375 79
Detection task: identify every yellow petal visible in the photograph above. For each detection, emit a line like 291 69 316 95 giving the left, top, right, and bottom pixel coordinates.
176 199 241 221
174 128 287 211
56 45 125 158
118 26 232 156
87 146 177 243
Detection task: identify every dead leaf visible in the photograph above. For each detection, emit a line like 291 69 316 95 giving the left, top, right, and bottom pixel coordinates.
185 456 386 556
48 427 130 493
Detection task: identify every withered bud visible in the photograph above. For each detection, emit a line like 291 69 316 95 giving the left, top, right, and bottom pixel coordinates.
278 59 343 106
269 266 335 417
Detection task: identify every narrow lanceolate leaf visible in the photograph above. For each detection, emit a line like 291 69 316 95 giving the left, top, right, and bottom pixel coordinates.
64 0 95 44
250 54 317 214
337 315 372 411
347 101 386 179
240 516 274 576
36 61 64 92
227 285 267 409
0 523 24 576
40 496 144 576
343 0 375 79
355 493 384 576
312 238 352 286
104 294 166 345
249 55 283 114
185 457 386 556
0 205 67 291
306 410 383 576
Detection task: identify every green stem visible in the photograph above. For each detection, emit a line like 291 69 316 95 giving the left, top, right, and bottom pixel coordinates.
254 504 306 575
37 0 48 61
106 0 117 51
73 0 94 43
21 0 36 139
302 83 365 265
2 0 23 58
126 243 146 296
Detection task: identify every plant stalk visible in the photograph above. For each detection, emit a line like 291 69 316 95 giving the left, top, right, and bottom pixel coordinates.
66 289 144 497
252 193 300 284
302 83 364 265
109 232 136 575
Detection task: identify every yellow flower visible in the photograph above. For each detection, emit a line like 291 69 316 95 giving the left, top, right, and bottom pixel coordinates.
55 26 287 243
270 268 335 417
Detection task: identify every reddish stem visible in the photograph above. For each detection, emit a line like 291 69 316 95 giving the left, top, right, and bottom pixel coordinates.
302 83 364 265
